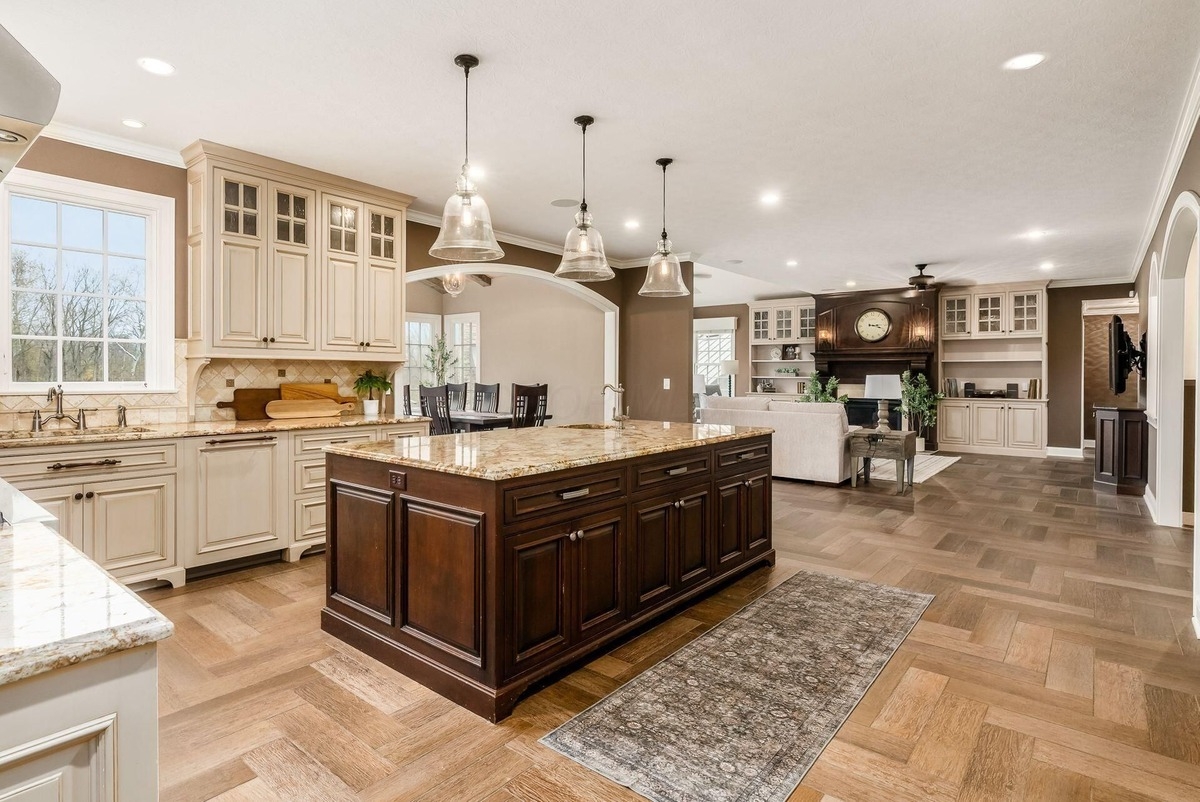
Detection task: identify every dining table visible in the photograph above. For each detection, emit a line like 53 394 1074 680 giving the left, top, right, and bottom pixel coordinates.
448 411 553 432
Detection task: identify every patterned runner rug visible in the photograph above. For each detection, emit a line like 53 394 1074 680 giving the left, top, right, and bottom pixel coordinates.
541 570 932 802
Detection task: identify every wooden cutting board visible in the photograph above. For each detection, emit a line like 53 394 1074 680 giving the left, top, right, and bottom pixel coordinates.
215 388 282 421
265 399 354 419
280 383 357 404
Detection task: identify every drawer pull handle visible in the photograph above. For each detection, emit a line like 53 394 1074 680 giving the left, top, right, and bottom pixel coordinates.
330 439 349 444
666 466 688 476
558 488 590 501
738 452 755 460
205 435 278 446
47 458 121 471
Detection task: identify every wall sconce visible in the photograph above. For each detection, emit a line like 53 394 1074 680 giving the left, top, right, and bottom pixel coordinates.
817 329 832 349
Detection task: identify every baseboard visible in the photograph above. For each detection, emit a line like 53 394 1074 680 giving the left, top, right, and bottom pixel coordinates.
1184 512 1195 528
1144 486 1158 521
1046 446 1086 459
1083 439 1096 448
936 444 1046 458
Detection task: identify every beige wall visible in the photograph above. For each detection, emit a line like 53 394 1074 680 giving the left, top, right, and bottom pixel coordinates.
407 279 445 316
693 304 750 396
439 275 605 424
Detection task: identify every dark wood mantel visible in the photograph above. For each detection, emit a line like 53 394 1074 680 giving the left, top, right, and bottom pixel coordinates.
813 287 938 384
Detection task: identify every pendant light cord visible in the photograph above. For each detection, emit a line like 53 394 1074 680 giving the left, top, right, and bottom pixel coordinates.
660 161 668 240
463 64 470 166
580 122 587 211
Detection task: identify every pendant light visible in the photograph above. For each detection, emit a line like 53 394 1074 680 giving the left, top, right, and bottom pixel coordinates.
554 115 613 281
442 272 466 297
429 54 504 263
638 157 689 297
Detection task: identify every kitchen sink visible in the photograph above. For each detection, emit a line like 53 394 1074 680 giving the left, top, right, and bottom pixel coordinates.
0 426 157 441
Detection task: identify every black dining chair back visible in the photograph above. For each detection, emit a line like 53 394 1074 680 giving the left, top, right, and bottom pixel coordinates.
511 383 548 428
401 384 412 416
473 383 500 413
446 382 468 411
419 385 455 435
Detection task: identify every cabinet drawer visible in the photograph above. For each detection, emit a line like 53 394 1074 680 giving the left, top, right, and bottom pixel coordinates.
378 423 428 443
632 451 711 493
294 496 326 542
714 439 770 472
504 469 625 525
294 458 326 494
293 428 374 456
0 441 177 482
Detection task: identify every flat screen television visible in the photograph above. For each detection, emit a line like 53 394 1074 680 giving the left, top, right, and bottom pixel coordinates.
1108 315 1144 395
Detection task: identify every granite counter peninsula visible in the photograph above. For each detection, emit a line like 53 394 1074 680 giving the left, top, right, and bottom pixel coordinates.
321 420 775 720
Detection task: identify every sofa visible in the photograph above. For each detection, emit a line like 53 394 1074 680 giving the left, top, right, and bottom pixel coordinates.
698 396 857 484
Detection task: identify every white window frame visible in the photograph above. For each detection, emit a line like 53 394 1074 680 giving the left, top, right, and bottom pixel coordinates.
444 311 482 385
401 312 441 402
0 168 175 394
694 316 736 395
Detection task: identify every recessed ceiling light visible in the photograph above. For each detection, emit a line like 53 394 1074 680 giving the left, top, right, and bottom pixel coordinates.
624 220 640 230
1020 229 1050 240
760 192 781 206
726 259 743 265
1040 261 1054 271
121 119 145 129
694 272 713 280
1002 53 1046 71
137 57 176 76
550 198 579 208
846 280 857 287
786 260 798 267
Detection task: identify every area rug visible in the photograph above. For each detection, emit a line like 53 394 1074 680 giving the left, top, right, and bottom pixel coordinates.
867 453 960 483
540 570 933 802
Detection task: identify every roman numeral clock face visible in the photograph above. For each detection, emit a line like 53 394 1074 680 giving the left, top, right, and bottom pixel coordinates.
855 308 892 342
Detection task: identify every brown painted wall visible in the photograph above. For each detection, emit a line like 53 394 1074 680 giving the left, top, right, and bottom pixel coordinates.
16 138 189 338
693 304 750 396
1046 283 1133 448
1082 313 1141 440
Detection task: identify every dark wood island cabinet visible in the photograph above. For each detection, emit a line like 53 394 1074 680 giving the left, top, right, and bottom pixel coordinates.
321 421 774 721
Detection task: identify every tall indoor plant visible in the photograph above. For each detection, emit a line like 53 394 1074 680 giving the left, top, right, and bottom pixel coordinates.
423 334 458 386
354 369 392 416
900 369 943 451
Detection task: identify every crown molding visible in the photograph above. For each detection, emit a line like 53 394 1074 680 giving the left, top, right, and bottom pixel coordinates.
1046 276 1136 289
1129 50 1200 283
40 123 185 168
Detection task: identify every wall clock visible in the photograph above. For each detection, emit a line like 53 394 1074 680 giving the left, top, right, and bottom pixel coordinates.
855 308 892 342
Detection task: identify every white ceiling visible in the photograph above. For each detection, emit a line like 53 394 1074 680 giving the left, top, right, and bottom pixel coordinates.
5 1 1200 296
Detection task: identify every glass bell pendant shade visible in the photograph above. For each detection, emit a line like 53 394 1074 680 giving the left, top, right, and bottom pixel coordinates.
429 169 504 262
442 272 466 296
555 208 613 281
639 236 689 297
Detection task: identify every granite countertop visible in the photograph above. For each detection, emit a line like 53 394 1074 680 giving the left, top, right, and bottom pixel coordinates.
0 414 430 450
0 478 174 686
326 420 774 481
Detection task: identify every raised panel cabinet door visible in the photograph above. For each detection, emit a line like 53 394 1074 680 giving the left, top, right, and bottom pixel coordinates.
744 471 771 555
972 403 1007 447
216 238 266 347
21 484 85 551
328 479 395 625
1006 402 1043 450
87 475 176 576
676 487 711 589
197 440 281 556
271 248 315 349
505 526 570 674
938 401 971 445
714 477 745 573
364 259 403 352
573 509 626 642
630 495 675 613
322 254 363 350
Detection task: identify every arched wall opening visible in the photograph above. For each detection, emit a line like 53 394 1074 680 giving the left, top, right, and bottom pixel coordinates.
405 264 620 423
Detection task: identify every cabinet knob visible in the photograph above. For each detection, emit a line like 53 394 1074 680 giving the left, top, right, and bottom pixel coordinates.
673 499 682 508
744 479 752 487
73 492 83 501
365 342 371 347
358 341 365 348
84 491 94 500
261 337 269 343
568 530 579 542
269 337 276 343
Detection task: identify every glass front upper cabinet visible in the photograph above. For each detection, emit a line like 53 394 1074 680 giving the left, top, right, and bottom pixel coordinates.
974 293 1005 336
1009 291 1042 335
941 295 970 338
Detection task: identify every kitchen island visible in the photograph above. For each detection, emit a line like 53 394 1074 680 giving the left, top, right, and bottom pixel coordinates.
321 420 774 721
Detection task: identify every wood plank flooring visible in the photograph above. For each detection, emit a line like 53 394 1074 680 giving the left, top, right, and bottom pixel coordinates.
143 452 1200 801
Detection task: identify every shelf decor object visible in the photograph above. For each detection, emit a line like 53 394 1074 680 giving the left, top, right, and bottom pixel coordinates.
639 158 690 297
429 54 504 263
555 115 613 282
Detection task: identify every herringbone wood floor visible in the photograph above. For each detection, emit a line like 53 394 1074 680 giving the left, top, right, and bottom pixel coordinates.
144 453 1200 801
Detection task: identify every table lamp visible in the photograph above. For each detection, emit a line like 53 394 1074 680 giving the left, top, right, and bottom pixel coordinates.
864 373 902 433
720 360 740 398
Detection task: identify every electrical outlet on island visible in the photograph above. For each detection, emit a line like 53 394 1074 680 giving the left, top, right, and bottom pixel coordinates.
663 377 671 390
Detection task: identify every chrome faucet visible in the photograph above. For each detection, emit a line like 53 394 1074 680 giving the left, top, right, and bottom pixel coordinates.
117 405 128 428
38 384 94 431
601 383 630 429
47 384 63 416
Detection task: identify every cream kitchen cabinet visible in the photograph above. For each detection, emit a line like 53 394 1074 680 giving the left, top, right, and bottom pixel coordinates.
936 399 1046 456
941 294 971 339
750 298 817 345
971 401 1008 447
936 400 971 446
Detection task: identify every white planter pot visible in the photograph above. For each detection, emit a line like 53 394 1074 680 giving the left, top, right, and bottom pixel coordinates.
915 436 926 452
362 399 380 416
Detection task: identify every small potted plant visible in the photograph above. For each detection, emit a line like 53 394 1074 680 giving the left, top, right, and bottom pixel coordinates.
354 369 392 416
800 371 849 404
900 369 944 451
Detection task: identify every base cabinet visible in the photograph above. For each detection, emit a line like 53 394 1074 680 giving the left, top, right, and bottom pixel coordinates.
191 435 285 566
630 485 713 616
937 399 1046 456
714 469 771 575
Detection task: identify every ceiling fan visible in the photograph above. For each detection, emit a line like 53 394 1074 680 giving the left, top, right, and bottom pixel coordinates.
908 263 936 292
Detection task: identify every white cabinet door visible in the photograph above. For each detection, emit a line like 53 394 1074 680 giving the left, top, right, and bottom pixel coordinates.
269 182 316 350
1006 402 1044 450
937 401 971 445
972 402 1007 446
772 306 795 341
22 485 85 551
941 295 971 339
364 259 403 352
196 438 282 560
751 309 772 344
214 169 267 349
1008 290 1043 336
88 475 176 578
973 293 1006 338
321 195 366 351
796 305 816 339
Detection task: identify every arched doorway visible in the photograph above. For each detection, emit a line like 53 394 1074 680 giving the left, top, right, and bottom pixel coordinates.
405 263 620 411
1150 191 1200 529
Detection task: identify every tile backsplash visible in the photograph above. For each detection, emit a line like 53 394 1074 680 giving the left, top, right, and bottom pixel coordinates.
0 340 397 431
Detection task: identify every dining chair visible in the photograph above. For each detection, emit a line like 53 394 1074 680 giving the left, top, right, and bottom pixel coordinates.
401 384 412 416
446 382 468 411
419 385 455 435
473 383 500 413
511 383 548 428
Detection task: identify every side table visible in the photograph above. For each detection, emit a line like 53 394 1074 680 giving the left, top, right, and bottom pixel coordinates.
849 429 917 494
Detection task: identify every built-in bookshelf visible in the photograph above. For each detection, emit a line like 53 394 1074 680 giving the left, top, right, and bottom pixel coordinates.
748 297 816 396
